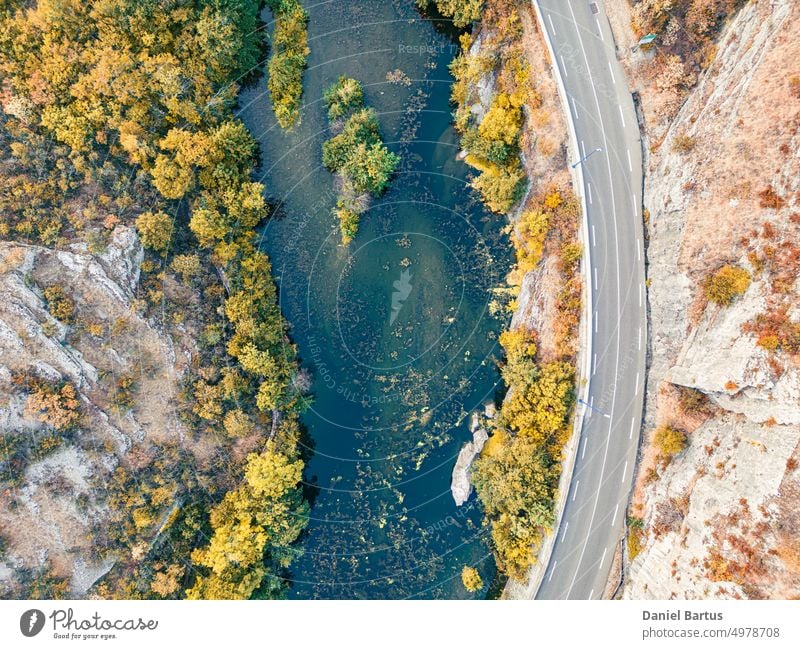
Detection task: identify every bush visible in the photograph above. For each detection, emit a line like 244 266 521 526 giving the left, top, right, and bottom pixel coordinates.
654 425 687 459
324 76 364 120
471 166 526 214
671 133 696 153
461 566 483 592
43 285 75 324
704 265 750 305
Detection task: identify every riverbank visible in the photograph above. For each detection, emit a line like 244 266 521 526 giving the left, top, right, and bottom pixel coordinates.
447 0 585 595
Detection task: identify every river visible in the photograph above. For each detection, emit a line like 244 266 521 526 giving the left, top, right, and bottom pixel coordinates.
237 0 513 599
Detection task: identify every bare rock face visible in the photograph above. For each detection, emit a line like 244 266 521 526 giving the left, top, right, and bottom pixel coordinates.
0 227 186 595
451 427 489 506
626 0 800 599
669 278 800 426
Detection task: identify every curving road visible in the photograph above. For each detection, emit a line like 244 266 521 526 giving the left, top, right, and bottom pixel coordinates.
533 0 646 599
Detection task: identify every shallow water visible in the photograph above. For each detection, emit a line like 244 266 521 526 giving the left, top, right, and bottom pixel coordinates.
237 0 513 599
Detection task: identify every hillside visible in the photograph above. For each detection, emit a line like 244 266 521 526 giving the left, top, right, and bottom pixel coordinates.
622 0 800 599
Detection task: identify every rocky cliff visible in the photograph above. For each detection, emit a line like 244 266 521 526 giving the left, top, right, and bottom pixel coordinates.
0 227 190 595
624 0 800 599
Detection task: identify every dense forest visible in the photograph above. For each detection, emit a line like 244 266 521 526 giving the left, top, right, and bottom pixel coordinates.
0 0 308 599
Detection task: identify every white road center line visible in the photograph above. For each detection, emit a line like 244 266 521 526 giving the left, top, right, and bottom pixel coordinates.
581 140 586 158
573 480 581 502
627 149 633 172
635 371 640 395
632 192 638 216
588 182 593 205
560 54 568 76
592 223 596 246
561 521 569 542
581 437 587 459
596 18 603 41
599 547 607 570
571 96 579 119
594 267 598 290
548 13 556 35
607 61 616 84
592 352 597 375
636 238 641 261
638 326 641 350
589 588 595 599
594 310 598 332
612 504 619 526
618 104 626 127
629 417 635 439
621 460 628 483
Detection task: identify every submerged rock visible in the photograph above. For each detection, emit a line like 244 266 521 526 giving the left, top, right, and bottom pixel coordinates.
451 427 489 506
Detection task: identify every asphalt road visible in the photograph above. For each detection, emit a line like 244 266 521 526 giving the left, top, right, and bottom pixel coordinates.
533 0 646 599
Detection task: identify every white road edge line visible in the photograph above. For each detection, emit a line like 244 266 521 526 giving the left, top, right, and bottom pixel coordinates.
636 238 641 261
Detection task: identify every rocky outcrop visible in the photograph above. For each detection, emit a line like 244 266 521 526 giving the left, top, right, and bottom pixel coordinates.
624 0 800 599
451 426 489 506
0 227 187 595
669 279 800 426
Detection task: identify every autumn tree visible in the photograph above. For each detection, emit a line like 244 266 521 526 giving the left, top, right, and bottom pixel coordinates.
461 566 483 592
135 211 174 254
187 444 309 599
23 379 81 432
